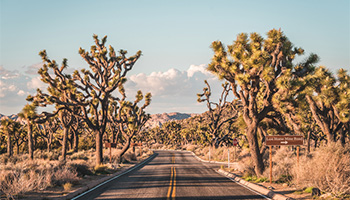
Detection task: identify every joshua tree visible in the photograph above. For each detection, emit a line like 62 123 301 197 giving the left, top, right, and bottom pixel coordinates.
207 29 312 176
18 104 38 160
36 117 60 152
0 119 21 156
110 89 151 163
304 67 350 144
30 35 142 165
197 80 238 148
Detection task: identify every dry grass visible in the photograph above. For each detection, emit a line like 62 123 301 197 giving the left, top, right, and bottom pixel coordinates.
0 146 153 198
63 182 73 191
0 150 92 198
262 147 294 183
292 143 350 197
0 160 80 198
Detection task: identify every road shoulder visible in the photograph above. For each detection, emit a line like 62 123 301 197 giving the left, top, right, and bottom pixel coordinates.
64 153 157 200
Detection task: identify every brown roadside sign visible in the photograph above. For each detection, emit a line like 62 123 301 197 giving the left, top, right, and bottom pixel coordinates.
105 143 117 148
266 135 304 146
131 142 142 147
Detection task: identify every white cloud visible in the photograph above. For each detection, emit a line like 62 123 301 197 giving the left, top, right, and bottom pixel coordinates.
0 67 40 115
125 64 223 114
0 82 18 97
8 85 16 91
27 76 46 90
0 66 20 80
24 63 44 75
0 64 226 115
187 64 212 77
17 90 26 96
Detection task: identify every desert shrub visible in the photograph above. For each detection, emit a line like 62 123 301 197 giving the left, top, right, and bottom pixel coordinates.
242 174 268 183
122 151 137 162
94 164 110 174
70 151 89 161
63 182 73 191
304 186 314 193
34 149 60 160
79 136 95 150
0 159 80 198
139 148 153 159
293 143 350 196
53 166 79 185
275 174 293 183
240 156 255 177
0 168 53 198
185 144 197 152
0 169 33 198
0 154 9 165
69 162 93 177
0 153 29 165
263 147 295 183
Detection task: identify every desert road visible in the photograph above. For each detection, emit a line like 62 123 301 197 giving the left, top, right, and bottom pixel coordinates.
73 150 269 200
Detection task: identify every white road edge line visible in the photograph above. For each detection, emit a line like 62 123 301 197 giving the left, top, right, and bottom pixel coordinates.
71 153 156 200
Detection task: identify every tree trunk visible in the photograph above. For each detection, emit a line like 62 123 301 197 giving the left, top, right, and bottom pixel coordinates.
246 123 265 176
61 127 68 161
15 142 20 155
96 130 103 165
116 136 131 164
47 134 52 152
314 138 318 149
68 135 73 151
73 131 79 152
307 131 311 153
27 121 34 160
7 132 12 157
306 95 335 144
47 139 51 152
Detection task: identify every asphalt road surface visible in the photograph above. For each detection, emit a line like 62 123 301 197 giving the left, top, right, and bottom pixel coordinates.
74 150 268 200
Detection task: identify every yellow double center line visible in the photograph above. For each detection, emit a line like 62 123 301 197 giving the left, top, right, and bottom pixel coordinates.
167 154 176 200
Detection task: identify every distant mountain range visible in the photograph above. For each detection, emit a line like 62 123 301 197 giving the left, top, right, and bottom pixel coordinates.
145 112 198 128
0 113 23 123
0 112 196 128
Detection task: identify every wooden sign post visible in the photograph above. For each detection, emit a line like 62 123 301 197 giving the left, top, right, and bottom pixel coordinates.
269 146 272 184
266 135 304 185
232 138 238 162
131 142 142 156
104 142 117 163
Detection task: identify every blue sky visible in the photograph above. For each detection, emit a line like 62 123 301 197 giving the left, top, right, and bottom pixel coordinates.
0 0 349 115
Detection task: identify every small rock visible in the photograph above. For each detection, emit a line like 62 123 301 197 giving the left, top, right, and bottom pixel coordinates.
311 187 321 197
267 186 275 190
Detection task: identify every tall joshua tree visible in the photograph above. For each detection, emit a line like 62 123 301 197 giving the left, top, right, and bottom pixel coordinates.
304 67 350 144
272 54 319 151
18 104 37 160
208 29 310 176
109 88 151 163
197 80 238 148
19 103 57 159
32 35 142 165
0 119 21 157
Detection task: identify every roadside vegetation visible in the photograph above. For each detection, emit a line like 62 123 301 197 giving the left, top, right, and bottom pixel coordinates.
0 29 349 199
144 29 349 198
0 147 152 199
